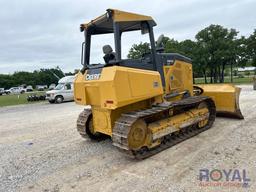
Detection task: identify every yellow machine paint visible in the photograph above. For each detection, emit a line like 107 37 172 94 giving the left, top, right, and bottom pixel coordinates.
75 9 243 158
163 59 242 119
163 59 194 103
149 107 209 140
74 60 200 137
75 66 163 136
75 66 163 109
80 9 156 30
196 84 243 119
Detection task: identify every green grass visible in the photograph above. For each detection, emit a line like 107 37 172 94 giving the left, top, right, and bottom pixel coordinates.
195 76 254 84
0 92 46 107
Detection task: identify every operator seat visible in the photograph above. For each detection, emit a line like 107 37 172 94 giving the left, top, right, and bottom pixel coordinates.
103 45 116 64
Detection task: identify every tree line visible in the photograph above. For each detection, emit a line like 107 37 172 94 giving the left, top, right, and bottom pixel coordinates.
128 24 256 83
0 67 69 89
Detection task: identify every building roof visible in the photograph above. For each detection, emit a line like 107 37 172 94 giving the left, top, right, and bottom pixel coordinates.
237 67 256 72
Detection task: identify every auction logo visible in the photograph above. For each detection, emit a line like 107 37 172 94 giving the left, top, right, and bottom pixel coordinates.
198 169 250 188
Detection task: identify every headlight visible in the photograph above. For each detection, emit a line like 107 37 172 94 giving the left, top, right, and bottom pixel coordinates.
50 93 55 97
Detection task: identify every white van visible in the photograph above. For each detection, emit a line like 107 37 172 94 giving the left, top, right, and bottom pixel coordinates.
46 76 75 104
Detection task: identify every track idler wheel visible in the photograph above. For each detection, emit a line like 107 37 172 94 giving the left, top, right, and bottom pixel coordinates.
77 110 107 141
128 119 148 150
85 116 107 141
196 99 216 129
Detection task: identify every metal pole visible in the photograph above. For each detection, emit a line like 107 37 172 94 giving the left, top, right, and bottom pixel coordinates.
231 62 233 83
113 22 121 61
253 76 256 90
148 27 157 71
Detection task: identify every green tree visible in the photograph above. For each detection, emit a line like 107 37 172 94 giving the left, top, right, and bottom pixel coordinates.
127 42 150 59
126 25 253 84
0 67 65 89
236 36 249 68
193 42 210 83
247 29 256 66
163 38 181 53
196 25 238 83
178 40 196 58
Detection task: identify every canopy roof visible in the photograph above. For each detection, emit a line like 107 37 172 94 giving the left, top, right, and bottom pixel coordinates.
80 9 157 34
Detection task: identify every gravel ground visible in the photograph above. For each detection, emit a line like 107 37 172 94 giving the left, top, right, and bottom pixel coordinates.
0 85 256 192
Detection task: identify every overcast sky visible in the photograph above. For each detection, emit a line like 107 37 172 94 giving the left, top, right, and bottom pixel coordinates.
0 0 255 74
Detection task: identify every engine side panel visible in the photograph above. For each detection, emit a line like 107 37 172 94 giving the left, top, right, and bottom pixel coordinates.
163 60 193 96
74 66 164 109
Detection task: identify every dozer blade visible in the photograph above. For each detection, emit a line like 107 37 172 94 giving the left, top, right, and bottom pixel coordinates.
195 84 244 119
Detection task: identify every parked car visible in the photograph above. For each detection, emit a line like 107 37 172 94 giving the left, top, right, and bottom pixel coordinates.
5 87 26 94
36 85 45 91
0 88 4 95
49 84 56 90
26 85 33 92
46 76 75 103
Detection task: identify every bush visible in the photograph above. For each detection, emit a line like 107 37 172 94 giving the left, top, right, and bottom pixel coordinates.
238 74 244 78
245 71 250 76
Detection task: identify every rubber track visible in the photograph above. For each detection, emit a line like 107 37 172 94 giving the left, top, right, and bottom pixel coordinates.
112 96 216 159
77 108 92 139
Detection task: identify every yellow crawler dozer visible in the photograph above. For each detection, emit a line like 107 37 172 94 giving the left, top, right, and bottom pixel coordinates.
74 9 243 159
